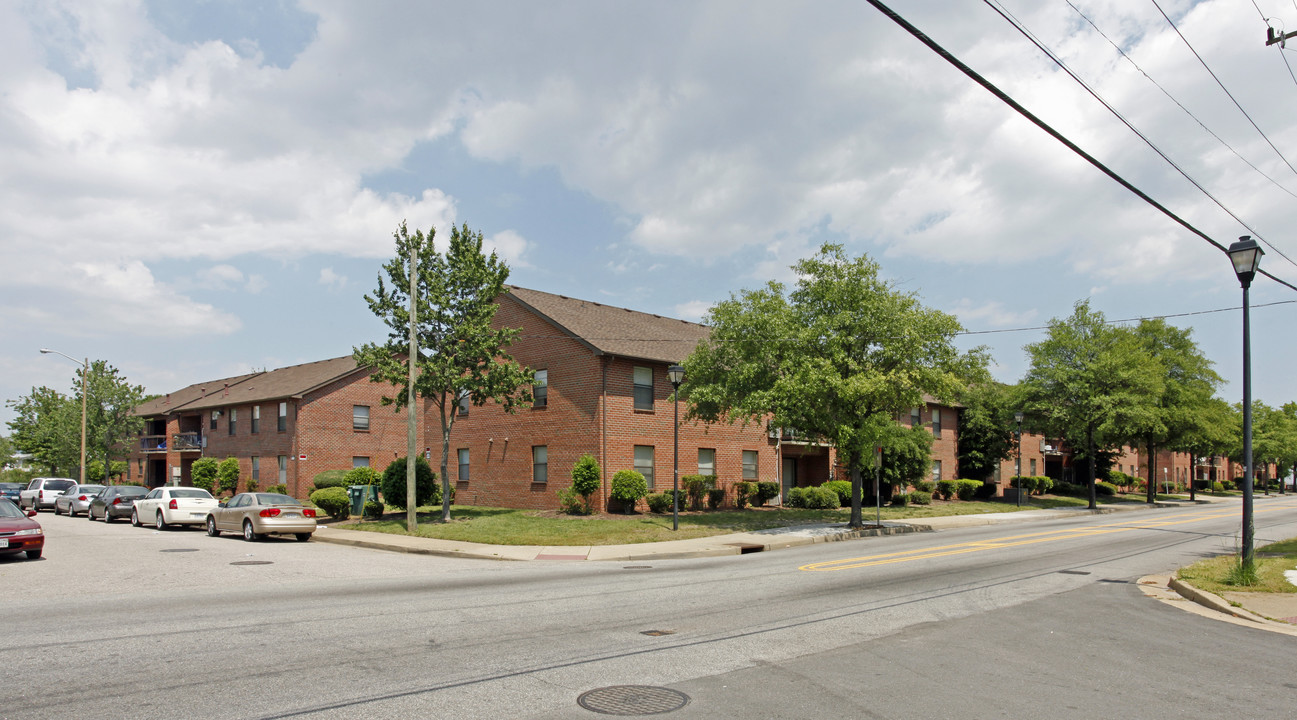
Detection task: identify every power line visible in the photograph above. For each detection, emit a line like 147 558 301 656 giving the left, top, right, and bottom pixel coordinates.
860 0 1297 294
984 0 1297 280
1065 0 1297 202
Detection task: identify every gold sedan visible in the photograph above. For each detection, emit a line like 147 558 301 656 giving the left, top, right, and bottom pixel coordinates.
205 492 317 542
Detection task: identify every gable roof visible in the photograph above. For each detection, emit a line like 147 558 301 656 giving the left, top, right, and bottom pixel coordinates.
505 286 711 364
135 356 366 416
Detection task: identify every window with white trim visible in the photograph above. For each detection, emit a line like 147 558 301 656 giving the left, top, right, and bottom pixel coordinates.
251 456 260 481
633 366 653 411
251 405 260 434
278 402 287 432
228 408 237 435
742 450 758 481
634 445 655 489
533 369 548 408
353 405 370 431
698 448 716 476
352 457 370 468
910 407 921 427
532 446 548 484
458 448 470 483
278 455 287 484
931 408 941 437
932 459 942 481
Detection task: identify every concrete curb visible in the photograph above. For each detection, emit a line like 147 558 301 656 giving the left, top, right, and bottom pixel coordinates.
1167 577 1267 622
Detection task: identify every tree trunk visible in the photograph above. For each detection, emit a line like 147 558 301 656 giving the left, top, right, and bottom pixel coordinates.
1087 428 1097 511
440 418 452 523
849 465 862 529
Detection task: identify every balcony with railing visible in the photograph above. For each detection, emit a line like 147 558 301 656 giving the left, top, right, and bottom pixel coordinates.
139 433 203 453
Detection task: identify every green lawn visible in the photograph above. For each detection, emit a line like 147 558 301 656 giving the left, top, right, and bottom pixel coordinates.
1177 538 1297 594
338 497 1097 546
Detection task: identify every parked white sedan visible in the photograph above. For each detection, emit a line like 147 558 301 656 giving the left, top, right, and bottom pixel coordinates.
132 487 219 529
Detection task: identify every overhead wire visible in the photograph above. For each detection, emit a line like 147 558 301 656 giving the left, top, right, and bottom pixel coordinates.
859 0 1297 294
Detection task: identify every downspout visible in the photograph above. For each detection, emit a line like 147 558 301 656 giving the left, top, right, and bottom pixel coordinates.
601 356 608 512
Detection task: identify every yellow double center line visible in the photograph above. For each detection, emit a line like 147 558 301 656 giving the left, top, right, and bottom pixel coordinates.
799 502 1297 572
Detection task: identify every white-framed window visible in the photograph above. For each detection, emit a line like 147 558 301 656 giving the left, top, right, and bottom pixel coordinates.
228 408 237 435
352 457 369 468
278 401 287 432
251 405 261 434
533 369 548 408
932 459 942 481
456 389 470 416
353 405 370 431
1030 458 1037 475
931 408 941 437
698 448 716 476
910 407 921 427
633 366 653 411
251 456 260 481
532 446 548 484
458 448 470 482
742 450 758 481
211 410 219 431
634 445 655 489
278 455 287 484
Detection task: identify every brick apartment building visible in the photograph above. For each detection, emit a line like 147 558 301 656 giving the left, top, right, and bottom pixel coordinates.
129 286 966 509
128 356 430 497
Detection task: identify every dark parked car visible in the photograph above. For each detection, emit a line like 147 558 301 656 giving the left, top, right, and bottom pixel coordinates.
87 485 149 523
0 483 23 504
0 498 44 560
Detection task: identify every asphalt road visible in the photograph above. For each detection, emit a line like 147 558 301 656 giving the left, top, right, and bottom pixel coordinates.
4 499 1297 719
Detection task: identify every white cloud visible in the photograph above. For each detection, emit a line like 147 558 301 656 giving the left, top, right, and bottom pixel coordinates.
673 300 712 322
196 264 245 290
485 229 530 266
949 299 1038 329
318 267 347 289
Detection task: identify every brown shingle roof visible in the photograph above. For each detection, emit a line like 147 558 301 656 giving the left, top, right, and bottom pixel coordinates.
178 356 364 411
135 356 366 416
132 372 261 417
505 286 710 364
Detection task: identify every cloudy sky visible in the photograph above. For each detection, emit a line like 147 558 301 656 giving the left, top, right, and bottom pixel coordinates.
4 0 1297 428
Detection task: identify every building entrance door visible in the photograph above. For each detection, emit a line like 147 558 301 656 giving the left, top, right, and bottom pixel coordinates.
782 457 796 501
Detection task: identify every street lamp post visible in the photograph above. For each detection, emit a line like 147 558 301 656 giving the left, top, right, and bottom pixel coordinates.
668 365 685 532
40 349 88 484
1228 235 1264 571
1014 412 1023 507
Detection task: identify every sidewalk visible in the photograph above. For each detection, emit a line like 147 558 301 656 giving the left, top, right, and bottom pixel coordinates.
310 496 1208 562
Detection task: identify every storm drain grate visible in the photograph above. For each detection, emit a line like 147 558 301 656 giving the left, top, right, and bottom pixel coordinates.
1058 570 1091 576
725 543 765 554
229 560 274 566
577 685 689 716
640 629 675 637
160 548 199 553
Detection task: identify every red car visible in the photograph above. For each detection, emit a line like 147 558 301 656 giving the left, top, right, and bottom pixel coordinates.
0 498 44 560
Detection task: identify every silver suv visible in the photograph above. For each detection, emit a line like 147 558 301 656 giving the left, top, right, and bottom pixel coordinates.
18 477 77 511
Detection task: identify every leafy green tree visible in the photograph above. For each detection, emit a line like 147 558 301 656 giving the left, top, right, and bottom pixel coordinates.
683 244 983 527
1019 301 1163 509
354 222 532 528
1180 397 1238 490
956 382 1016 481
1130 319 1222 502
217 457 240 495
87 460 127 483
566 454 601 514
191 457 219 493
380 456 440 509
6 386 79 476
1280 403 1297 492
1247 402 1297 494
80 361 147 482
877 423 935 499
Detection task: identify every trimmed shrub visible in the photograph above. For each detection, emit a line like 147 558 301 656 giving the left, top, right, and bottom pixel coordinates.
682 475 712 510
1010 476 1036 494
706 487 726 510
753 482 779 507
891 492 910 507
311 470 350 492
557 486 588 515
191 458 218 493
784 487 809 509
935 480 956 500
345 466 382 486
1053 481 1082 497
808 486 840 509
570 454 601 501
310 487 350 520
1211 481 1225 492
646 492 673 514
610 470 648 513
954 479 981 501
974 481 997 499
915 480 936 493
1218 480 1233 491
362 500 385 519
265 483 288 495
733 481 753 509
909 490 933 505
1095 481 1117 496
217 457 240 495
1034 476 1054 495
380 456 440 510
821 480 853 506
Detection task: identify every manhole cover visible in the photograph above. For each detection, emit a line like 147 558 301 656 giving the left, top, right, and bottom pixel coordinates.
160 548 199 553
577 685 689 716
229 560 274 566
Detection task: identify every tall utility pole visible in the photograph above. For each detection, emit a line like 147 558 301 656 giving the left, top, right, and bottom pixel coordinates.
406 240 418 533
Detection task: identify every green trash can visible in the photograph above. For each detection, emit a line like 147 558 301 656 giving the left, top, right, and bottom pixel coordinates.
348 485 378 516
